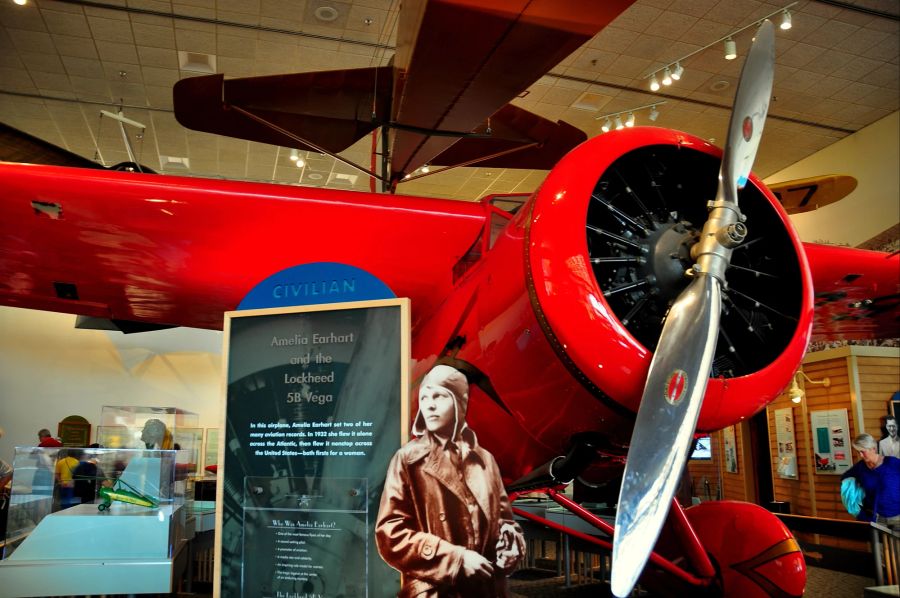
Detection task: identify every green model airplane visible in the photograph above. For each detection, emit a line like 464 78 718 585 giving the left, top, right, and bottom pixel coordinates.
96 477 159 511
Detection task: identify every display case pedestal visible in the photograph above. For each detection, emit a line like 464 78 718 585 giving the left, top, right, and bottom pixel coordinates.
0 504 186 597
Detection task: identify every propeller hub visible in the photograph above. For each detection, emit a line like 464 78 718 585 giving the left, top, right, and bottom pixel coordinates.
644 221 698 303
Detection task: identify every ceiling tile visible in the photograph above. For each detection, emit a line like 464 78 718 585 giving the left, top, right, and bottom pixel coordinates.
52 34 100 59
61 55 105 78
88 16 136 44
96 40 140 64
20 51 66 75
801 18 859 47
175 28 216 53
137 45 179 68
613 3 664 33
41 10 92 38
133 23 177 49
7 29 56 54
779 42 826 68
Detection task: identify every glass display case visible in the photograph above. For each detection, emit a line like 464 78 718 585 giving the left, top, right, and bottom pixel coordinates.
203 428 219 470
96 406 201 480
0 446 190 596
98 405 199 450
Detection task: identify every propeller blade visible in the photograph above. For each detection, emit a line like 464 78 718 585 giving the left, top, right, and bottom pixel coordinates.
718 20 776 206
610 20 777 598
611 275 721 597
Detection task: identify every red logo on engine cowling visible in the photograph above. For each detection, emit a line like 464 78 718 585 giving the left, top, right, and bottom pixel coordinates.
665 370 688 405
742 116 753 141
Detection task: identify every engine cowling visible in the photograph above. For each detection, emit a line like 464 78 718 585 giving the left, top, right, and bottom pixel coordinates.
410 127 813 482
527 127 814 431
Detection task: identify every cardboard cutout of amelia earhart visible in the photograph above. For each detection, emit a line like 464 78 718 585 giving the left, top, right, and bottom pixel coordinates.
376 364 525 597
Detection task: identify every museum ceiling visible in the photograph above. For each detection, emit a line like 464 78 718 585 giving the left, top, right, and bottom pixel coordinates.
0 0 897 216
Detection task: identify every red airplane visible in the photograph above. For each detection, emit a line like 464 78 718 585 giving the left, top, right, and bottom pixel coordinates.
0 2 897 597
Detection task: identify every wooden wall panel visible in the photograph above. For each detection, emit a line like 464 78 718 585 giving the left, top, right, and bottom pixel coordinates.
856 356 900 436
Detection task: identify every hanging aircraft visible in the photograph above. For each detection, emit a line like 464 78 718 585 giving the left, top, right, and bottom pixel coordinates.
0 1 897 596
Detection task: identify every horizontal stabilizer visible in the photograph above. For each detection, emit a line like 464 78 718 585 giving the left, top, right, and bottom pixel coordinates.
173 67 393 154
428 104 586 170
769 174 857 214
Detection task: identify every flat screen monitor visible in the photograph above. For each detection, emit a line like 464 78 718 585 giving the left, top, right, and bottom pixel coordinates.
691 435 712 460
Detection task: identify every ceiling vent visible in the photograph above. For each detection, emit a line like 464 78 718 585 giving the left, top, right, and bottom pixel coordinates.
572 91 611 112
159 155 191 171
178 51 217 74
329 172 359 185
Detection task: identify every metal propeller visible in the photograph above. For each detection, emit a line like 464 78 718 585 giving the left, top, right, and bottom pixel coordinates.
610 21 776 597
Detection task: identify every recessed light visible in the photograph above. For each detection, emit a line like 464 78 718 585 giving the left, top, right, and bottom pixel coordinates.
709 80 730 92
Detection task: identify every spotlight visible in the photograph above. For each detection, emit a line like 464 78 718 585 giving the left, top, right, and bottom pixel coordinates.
420 164 430 174
780 9 792 30
289 148 299 162
724 38 737 60
601 118 612 133
649 74 660 92
648 106 659 122
296 158 305 168
614 116 624 130
789 379 803 404
662 68 672 86
671 62 684 81
625 112 635 127
13 0 27 4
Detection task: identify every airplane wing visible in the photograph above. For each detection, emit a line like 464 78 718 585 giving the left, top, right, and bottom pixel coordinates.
173 0 635 184
804 242 899 341
0 161 485 331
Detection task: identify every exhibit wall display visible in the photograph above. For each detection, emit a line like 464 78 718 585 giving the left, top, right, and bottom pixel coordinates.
216 299 409 598
723 425 738 474
774 408 798 479
810 408 851 475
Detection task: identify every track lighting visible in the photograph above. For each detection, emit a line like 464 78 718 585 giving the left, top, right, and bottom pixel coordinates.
780 9 792 30
289 148 299 162
661 68 672 86
644 3 795 91
595 102 666 133
724 38 737 60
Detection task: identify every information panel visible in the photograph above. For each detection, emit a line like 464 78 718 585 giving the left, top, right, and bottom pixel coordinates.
810 408 851 475
217 300 408 598
774 407 798 479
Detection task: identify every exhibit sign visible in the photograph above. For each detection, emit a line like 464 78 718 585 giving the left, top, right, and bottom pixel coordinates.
774 408 798 479
810 408 851 475
216 300 409 598
723 425 738 473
